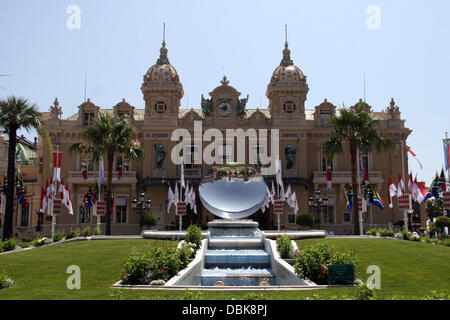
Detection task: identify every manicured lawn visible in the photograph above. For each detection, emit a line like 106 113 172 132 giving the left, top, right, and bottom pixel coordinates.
0 238 448 300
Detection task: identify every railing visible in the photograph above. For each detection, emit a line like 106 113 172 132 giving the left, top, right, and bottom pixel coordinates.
67 171 137 183
313 171 384 184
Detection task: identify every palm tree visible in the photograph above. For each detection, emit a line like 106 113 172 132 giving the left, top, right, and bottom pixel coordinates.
70 113 144 235
322 102 394 235
0 96 44 240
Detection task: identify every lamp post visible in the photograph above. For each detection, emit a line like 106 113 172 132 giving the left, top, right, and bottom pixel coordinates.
308 189 328 230
131 192 152 233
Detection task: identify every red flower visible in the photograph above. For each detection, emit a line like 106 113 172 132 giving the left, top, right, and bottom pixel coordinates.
162 268 167 273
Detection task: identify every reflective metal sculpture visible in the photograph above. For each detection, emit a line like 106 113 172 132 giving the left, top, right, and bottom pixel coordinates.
199 164 267 220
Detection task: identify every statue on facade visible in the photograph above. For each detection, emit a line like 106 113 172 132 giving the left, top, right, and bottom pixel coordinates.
154 144 166 169
285 145 297 170
49 97 63 120
201 94 213 117
237 94 249 117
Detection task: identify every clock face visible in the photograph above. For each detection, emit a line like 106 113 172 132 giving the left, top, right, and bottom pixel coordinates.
216 101 233 117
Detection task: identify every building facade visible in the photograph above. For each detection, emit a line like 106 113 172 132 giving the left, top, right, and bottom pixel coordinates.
35 38 422 236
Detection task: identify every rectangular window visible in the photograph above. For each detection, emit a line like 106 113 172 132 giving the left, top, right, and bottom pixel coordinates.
322 206 334 225
83 112 95 126
320 112 331 126
321 149 334 171
20 206 29 227
288 214 295 224
343 211 352 224
360 152 369 172
116 156 129 172
116 206 127 224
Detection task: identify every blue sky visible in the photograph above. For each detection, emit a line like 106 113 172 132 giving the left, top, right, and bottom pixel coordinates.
1 0 449 183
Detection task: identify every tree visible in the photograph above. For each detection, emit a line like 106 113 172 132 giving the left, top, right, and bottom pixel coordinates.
434 216 450 235
0 96 44 240
296 212 315 229
70 113 144 235
322 103 394 235
425 197 444 219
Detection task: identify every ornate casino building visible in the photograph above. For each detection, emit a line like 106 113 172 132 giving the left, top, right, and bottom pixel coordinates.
31 37 424 236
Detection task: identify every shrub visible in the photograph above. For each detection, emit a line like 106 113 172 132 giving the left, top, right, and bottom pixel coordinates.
93 227 102 236
296 212 315 228
422 236 432 243
412 235 421 241
431 238 439 245
379 228 395 237
293 242 357 285
81 226 92 237
121 250 151 284
142 214 157 227
65 229 80 239
400 230 412 241
1 238 19 252
366 229 377 236
185 225 202 250
435 216 450 232
179 246 194 269
33 237 48 247
53 230 65 242
440 239 450 247
0 268 13 289
353 281 376 300
276 235 294 259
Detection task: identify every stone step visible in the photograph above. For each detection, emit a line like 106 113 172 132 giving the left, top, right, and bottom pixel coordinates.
208 236 264 250
201 268 276 286
205 249 270 267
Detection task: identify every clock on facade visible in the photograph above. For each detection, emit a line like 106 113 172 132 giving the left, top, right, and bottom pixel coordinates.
216 100 233 117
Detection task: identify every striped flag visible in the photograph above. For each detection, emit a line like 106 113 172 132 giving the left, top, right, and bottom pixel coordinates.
388 178 397 208
53 151 62 182
404 145 423 170
444 139 450 171
99 158 104 186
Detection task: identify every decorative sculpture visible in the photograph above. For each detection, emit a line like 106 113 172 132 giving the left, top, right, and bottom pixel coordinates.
237 94 249 117
154 144 166 169
285 145 297 169
201 94 213 117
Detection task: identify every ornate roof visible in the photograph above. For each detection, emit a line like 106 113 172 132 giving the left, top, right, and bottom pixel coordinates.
269 43 306 87
142 41 181 86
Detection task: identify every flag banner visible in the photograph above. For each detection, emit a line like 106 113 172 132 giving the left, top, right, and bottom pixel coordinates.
52 198 63 216
180 159 185 189
444 139 450 171
326 170 332 190
398 174 404 198
96 200 106 216
63 183 73 215
443 191 450 210
276 159 282 187
274 199 284 215
344 186 353 212
99 159 104 186
52 151 62 182
388 178 397 209
167 186 175 213
439 169 447 191
177 201 187 216
403 145 423 170
398 195 410 210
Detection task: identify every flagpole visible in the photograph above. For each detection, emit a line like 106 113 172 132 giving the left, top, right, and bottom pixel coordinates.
51 145 59 240
446 132 450 187
356 148 363 235
97 156 102 229
400 140 409 231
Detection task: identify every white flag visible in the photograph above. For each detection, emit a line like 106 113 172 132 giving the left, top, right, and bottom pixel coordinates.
271 181 276 200
63 183 73 215
174 183 179 202
280 179 285 201
276 159 282 187
167 186 175 213
388 178 397 209
180 159 185 189
285 185 292 202
398 174 404 198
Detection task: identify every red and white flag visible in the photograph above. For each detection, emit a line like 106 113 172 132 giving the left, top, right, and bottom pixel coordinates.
275 159 283 187
53 151 62 182
63 183 73 215
285 185 292 201
39 187 48 214
46 179 55 203
180 158 185 189
412 176 420 202
326 170 332 190
388 178 397 209
398 174 404 198
417 182 427 204
404 145 423 170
